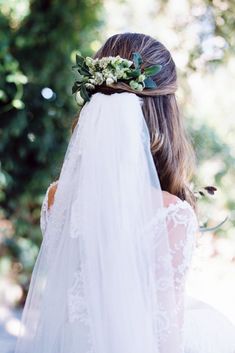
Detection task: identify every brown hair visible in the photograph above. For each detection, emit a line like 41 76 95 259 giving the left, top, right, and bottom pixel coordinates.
73 33 196 209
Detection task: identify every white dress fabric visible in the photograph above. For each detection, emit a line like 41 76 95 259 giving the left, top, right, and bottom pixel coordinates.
40 183 235 353
14 92 235 353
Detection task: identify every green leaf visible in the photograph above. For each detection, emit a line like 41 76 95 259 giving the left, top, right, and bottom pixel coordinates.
76 54 85 66
72 64 90 76
80 84 90 102
72 82 81 94
72 83 77 94
132 52 142 69
79 65 91 76
199 216 228 233
126 68 141 78
144 64 162 76
73 55 91 76
144 77 157 89
76 72 85 83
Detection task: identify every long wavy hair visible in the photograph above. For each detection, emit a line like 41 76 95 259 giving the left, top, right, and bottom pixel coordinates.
73 32 196 209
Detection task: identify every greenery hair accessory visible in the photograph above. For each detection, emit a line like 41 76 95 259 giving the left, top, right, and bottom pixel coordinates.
72 52 162 106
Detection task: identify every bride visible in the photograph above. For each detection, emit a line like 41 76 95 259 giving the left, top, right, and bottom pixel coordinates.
14 33 235 353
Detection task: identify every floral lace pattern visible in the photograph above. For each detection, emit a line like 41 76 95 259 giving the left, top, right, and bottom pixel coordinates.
134 199 198 351
154 200 198 350
67 266 90 325
67 266 95 353
40 190 198 350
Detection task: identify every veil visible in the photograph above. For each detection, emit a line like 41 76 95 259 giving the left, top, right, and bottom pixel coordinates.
14 92 183 353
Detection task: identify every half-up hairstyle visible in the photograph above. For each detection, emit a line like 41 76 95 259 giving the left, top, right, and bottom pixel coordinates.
74 32 196 209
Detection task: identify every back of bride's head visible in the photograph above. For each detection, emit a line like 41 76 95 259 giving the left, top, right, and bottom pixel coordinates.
92 33 196 208
94 32 177 96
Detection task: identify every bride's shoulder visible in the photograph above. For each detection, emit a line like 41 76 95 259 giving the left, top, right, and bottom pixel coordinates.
162 191 197 219
162 191 181 208
46 180 58 210
162 191 198 233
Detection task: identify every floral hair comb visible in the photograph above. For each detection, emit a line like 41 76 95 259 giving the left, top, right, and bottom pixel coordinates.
72 52 162 106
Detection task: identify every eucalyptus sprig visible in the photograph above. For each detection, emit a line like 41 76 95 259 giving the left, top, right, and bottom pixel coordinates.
194 185 229 233
72 52 162 106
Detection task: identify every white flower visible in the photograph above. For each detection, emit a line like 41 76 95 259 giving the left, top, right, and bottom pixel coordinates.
85 57 94 67
76 91 84 105
102 68 115 79
94 72 104 85
115 67 126 79
89 78 96 85
85 82 95 90
106 77 115 86
126 60 134 68
99 57 110 69
111 55 122 65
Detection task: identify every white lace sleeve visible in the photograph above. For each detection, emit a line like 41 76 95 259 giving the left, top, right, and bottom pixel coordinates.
40 181 57 236
166 200 198 327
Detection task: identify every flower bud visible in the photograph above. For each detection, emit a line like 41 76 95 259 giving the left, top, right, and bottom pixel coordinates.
129 80 139 90
94 72 104 85
76 91 84 105
137 84 144 91
106 77 115 86
85 83 95 90
138 74 146 82
85 57 94 67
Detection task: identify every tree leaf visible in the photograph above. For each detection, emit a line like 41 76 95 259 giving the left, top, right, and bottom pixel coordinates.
132 52 142 69
144 77 157 89
144 64 162 76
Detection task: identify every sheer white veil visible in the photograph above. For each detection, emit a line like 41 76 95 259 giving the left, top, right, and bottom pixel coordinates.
14 92 183 353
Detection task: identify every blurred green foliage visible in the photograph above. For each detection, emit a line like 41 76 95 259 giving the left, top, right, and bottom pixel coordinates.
0 0 103 295
156 0 235 237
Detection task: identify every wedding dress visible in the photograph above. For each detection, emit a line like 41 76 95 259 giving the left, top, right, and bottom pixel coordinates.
14 92 235 353
40 182 235 353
